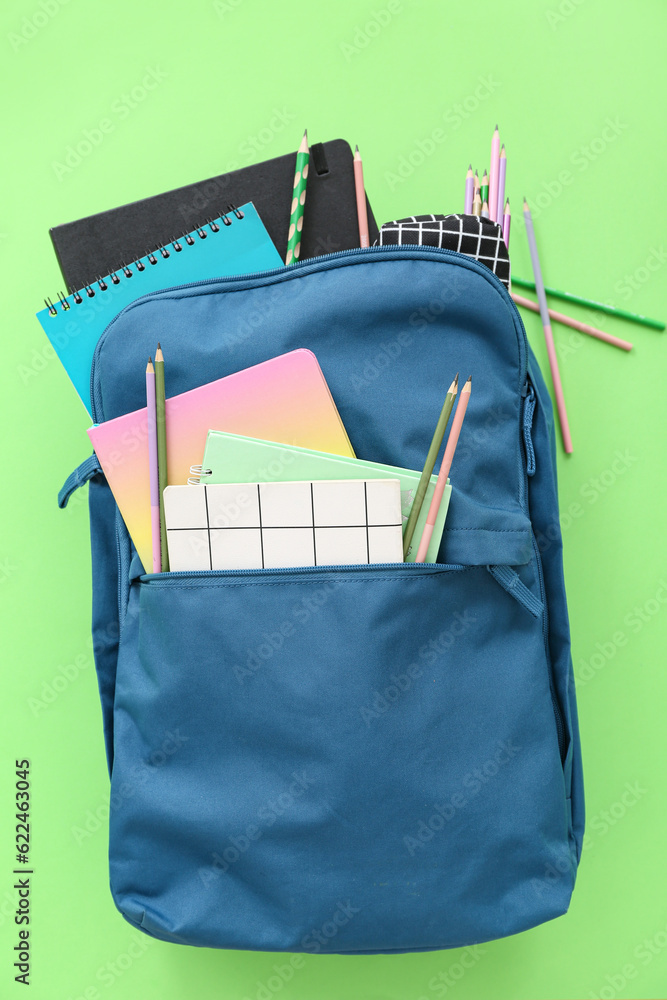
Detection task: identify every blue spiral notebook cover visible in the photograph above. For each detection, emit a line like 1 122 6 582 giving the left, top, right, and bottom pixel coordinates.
36 203 283 415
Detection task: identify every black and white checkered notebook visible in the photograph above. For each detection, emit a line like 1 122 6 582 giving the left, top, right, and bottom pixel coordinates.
164 480 403 571
375 214 510 288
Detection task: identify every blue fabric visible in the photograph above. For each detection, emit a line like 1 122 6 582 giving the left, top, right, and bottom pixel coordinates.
68 245 583 951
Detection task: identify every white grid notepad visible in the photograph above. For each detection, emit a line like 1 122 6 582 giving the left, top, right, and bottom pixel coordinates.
164 479 404 571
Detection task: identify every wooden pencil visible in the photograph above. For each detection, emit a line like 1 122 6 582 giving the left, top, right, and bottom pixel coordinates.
511 294 633 350
154 343 169 570
403 374 459 558
523 199 573 453
415 377 472 563
511 276 665 330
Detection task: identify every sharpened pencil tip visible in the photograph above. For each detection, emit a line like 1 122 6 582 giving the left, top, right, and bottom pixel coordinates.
355 144 359 152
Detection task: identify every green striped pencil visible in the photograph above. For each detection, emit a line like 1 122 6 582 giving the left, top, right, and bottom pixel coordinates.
286 130 309 264
510 276 664 330
154 343 169 572
403 374 459 558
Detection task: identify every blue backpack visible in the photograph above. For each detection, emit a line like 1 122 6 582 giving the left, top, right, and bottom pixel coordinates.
60 241 584 953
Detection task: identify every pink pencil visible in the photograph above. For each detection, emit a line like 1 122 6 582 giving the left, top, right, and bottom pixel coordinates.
415 377 472 563
464 164 474 214
502 198 511 247
488 125 500 223
523 199 573 453
496 144 506 226
146 357 161 573
511 294 633 351
353 145 370 247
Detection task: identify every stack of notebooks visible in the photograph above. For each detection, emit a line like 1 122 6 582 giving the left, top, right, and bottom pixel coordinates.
38 136 453 572
87 349 451 571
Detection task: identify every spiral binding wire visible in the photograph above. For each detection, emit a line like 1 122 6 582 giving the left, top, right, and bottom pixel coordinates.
187 465 213 486
43 204 245 316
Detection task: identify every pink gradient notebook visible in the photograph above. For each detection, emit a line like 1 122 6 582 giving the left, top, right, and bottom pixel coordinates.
88 349 354 571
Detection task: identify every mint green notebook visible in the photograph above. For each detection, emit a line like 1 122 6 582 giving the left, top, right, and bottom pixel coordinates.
199 431 451 563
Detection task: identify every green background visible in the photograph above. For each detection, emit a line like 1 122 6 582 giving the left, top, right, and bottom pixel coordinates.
1 1 665 998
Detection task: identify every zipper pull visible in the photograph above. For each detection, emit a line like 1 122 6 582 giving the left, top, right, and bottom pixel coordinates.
523 380 537 477
58 453 102 507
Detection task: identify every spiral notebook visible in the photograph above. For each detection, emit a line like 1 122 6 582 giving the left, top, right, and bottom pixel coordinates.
37 203 282 415
195 430 450 563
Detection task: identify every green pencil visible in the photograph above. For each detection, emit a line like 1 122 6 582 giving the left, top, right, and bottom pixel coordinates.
480 169 489 208
154 343 169 572
403 374 458 558
286 130 309 264
511 276 664 330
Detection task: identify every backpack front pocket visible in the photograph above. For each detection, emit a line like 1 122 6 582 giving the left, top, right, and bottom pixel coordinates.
109 559 575 953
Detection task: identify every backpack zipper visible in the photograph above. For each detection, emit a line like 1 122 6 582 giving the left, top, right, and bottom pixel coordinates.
523 374 566 761
522 380 537 477
140 561 466 582
89 245 527 423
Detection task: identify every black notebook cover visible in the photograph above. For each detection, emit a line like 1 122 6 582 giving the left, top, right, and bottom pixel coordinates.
49 139 379 291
